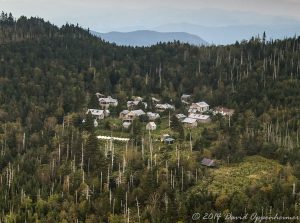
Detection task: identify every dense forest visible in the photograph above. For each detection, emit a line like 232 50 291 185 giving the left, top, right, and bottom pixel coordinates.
0 12 300 222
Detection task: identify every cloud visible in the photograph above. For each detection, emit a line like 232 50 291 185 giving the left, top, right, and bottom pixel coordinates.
1 0 299 32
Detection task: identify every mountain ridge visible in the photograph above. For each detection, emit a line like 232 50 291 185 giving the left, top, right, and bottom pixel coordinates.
153 23 300 45
92 30 207 47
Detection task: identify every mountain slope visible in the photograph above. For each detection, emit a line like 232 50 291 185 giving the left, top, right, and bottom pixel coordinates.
92 30 207 46
1 12 300 223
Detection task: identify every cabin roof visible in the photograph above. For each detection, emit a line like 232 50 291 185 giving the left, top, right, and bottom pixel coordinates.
201 158 216 167
182 117 197 124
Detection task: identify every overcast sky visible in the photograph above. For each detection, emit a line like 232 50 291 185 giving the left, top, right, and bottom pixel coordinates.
1 0 300 32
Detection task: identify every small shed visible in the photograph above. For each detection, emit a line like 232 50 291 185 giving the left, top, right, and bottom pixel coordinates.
164 137 175 145
201 158 216 167
146 122 157 131
176 114 187 121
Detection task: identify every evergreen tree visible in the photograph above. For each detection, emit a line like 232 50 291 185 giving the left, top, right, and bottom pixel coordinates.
88 94 100 109
85 132 107 174
84 113 94 132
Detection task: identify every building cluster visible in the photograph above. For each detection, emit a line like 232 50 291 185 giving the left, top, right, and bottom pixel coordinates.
84 94 118 127
127 96 147 110
179 101 211 128
86 93 234 130
85 93 235 166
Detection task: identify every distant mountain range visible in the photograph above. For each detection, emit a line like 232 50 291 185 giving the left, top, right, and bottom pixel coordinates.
92 30 207 47
92 23 300 46
153 23 300 45
89 8 300 45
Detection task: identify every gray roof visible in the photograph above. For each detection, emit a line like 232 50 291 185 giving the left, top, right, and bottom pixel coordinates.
127 101 139 106
176 114 186 119
164 137 175 142
86 109 104 116
99 96 118 103
120 110 130 115
132 109 145 116
155 103 175 110
182 117 197 124
181 94 191 99
188 114 210 120
195 101 209 107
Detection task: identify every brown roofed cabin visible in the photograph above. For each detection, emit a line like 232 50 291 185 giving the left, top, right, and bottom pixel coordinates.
201 158 216 167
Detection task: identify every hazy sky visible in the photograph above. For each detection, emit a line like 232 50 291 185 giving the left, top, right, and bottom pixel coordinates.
1 0 300 32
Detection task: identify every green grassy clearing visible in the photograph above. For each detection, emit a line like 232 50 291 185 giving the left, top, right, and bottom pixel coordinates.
195 155 292 195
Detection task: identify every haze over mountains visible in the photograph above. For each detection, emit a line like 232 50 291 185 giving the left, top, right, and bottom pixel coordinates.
92 8 300 46
3 2 300 45
93 30 207 47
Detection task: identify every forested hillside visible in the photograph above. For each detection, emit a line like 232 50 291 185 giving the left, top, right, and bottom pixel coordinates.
0 12 300 222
